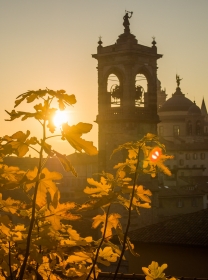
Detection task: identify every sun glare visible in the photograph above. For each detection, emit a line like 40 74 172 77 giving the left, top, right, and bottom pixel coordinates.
53 110 68 128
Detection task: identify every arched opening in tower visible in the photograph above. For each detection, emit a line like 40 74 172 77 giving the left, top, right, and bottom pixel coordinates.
107 74 121 107
135 74 148 107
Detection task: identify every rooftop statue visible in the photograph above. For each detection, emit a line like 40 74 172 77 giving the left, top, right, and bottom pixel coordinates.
123 11 133 33
176 74 183 87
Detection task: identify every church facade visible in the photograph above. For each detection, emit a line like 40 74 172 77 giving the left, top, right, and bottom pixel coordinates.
156 78 208 220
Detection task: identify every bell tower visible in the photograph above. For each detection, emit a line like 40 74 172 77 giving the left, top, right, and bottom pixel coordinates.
92 12 163 171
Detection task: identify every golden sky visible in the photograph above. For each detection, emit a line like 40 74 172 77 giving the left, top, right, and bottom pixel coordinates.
0 0 208 156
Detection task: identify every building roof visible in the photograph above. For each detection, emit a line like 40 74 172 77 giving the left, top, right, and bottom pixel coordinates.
201 98 208 116
129 208 208 247
159 137 208 151
187 101 201 115
98 272 207 280
158 186 208 197
98 273 145 280
159 87 193 113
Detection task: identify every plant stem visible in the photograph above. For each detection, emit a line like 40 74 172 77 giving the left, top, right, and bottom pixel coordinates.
86 204 112 280
8 241 13 280
18 121 46 280
113 145 142 279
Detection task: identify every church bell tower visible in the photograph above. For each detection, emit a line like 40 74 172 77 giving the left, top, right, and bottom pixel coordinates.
92 12 163 171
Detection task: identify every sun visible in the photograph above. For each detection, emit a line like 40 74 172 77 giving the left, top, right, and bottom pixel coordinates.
53 110 68 128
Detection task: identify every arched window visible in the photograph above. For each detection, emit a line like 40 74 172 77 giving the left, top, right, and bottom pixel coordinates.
107 74 121 107
196 120 201 135
135 74 147 107
187 121 192 135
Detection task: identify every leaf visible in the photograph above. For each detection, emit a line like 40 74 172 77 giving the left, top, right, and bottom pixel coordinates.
0 215 11 226
45 202 80 230
66 251 92 264
54 151 77 176
36 168 62 208
92 213 121 240
1 164 25 182
62 123 98 155
41 141 53 156
0 193 21 214
98 247 119 262
142 261 167 280
9 130 30 157
84 177 112 197
15 89 48 108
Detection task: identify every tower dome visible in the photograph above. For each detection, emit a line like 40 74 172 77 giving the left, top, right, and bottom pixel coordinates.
188 101 201 115
159 87 193 112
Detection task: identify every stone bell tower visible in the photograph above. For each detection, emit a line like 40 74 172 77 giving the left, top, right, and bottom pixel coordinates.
92 12 163 172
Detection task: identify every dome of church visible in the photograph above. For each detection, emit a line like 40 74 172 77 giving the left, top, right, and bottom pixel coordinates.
187 101 201 115
159 87 193 112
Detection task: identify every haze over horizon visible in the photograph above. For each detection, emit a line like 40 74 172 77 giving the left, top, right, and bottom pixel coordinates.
1 0 208 156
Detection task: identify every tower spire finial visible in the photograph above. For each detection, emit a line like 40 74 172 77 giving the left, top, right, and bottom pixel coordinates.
176 74 182 87
123 11 133 33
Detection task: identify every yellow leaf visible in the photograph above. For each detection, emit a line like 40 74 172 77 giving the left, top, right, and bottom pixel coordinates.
62 123 98 155
54 151 77 176
36 168 62 208
0 194 21 214
0 223 11 237
135 185 152 203
92 213 121 240
67 226 80 241
98 247 119 262
66 251 92 264
9 130 30 157
26 167 38 181
1 164 25 182
142 261 167 280
45 202 80 230
128 149 137 159
84 177 111 197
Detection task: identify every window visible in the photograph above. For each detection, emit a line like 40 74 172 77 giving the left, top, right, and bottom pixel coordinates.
191 198 198 207
193 153 198 160
173 125 180 136
201 153 205 160
159 126 164 136
177 198 183 208
196 121 201 135
186 153 190 160
179 159 184 166
187 121 192 135
107 74 121 107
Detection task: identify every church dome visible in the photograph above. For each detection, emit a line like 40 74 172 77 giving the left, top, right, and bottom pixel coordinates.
187 101 201 115
159 87 193 112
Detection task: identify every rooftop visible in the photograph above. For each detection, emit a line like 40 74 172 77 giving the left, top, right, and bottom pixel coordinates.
129 208 208 247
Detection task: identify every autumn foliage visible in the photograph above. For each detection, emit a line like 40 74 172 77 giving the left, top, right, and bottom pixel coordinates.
0 89 174 280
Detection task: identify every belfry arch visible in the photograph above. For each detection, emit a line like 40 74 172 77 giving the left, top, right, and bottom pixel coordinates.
135 73 148 107
106 71 123 107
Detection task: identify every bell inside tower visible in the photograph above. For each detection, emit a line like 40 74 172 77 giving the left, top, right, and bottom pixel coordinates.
107 74 122 107
135 74 148 107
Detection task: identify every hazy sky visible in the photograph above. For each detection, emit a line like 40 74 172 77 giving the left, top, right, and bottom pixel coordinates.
1 0 208 156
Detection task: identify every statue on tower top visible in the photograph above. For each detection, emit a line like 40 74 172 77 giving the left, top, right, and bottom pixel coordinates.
123 10 133 33
176 74 183 87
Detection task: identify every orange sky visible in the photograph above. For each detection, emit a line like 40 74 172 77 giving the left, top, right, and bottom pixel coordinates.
0 0 208 156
